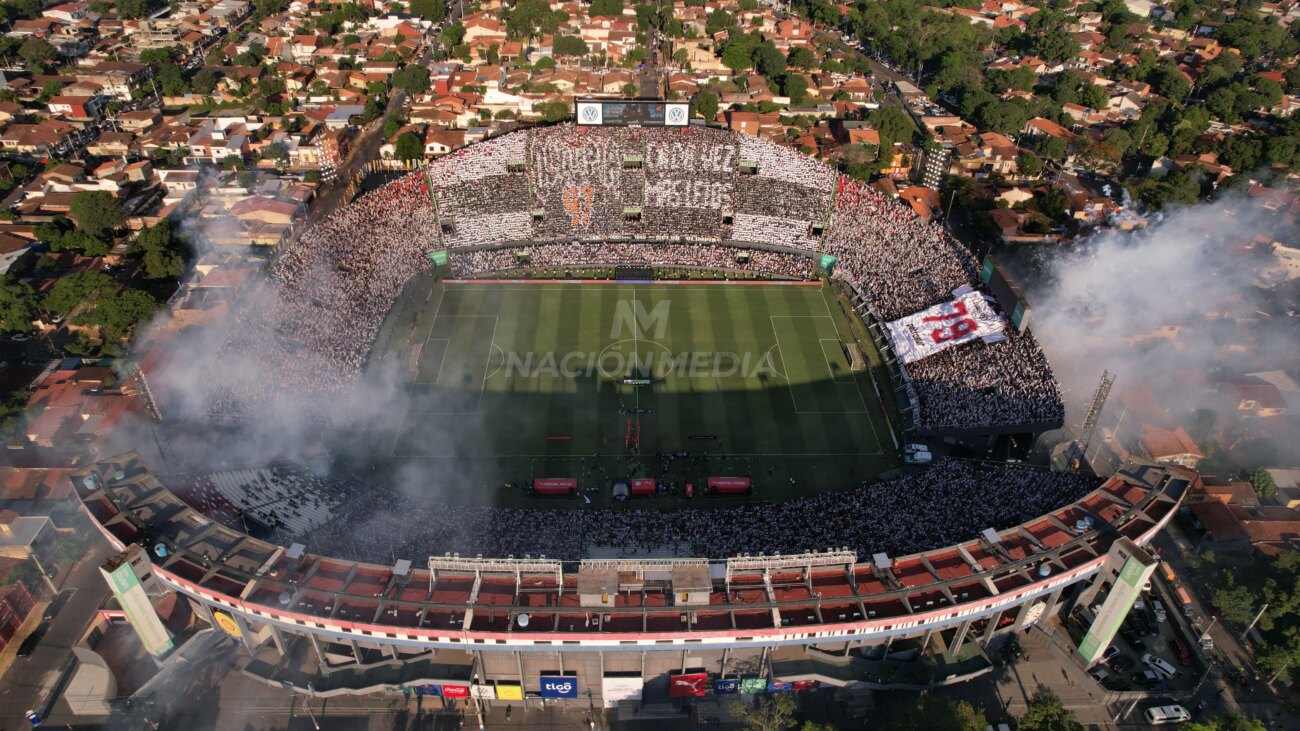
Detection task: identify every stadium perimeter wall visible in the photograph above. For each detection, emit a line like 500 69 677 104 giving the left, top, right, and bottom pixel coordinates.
74 456 1192 701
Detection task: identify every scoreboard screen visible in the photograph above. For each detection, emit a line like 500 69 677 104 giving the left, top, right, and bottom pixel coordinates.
575 99 690 127
980 255 1033 334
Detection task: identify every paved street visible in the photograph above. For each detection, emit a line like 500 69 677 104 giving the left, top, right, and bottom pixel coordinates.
0 538 114 728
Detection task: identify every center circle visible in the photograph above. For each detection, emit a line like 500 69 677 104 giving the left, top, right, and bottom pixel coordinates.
596 339 677 380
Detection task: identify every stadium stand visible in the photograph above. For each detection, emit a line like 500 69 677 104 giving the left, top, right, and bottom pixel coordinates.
203 124 1062 435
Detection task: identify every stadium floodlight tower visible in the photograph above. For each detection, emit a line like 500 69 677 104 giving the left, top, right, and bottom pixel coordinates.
1075 370 1117 471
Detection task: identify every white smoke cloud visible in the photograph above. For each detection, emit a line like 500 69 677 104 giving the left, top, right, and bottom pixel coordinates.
1021 193 1297 466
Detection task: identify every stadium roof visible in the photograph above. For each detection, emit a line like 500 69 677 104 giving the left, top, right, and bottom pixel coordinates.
74 454 1192 645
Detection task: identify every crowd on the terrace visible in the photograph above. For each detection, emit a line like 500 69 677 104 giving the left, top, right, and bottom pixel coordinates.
208 172 435 409
203 124 1060 432
450 243 814 279
824 177 1063 431
300 459 1098 562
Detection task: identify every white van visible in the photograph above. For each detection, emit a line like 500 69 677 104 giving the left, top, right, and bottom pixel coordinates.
904 443 928 454
905 450 933 464
1143 653 1178 679
1143 705 1191 725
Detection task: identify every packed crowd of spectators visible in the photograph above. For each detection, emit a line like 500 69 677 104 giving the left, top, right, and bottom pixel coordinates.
824 177 1063 430
411 125 836 248
202 124 1060 432
824 177 979 321
449 242 814 280
303 459 1098 563
208 172 434 411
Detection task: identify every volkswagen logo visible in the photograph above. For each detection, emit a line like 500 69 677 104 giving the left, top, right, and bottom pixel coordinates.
581 106 599 121
668 107 685 123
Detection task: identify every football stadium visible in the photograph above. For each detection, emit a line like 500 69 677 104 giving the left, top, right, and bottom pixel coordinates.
88 113 1193 715
371 278 893 495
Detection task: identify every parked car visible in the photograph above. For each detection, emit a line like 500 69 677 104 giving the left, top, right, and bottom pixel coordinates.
1143 653 1178 679
1144 705 1192 725
1120 628 1147 652
42 589 72 621
15 621 49 657
1101 644 1120 663
1109 654 1136 672
1130 670 1162 686
1171 638 1193 666
1153 600 1168 623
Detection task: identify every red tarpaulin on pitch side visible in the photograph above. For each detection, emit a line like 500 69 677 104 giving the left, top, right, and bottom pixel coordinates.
630 478 656 496
534 478 577 496
708 477 751 494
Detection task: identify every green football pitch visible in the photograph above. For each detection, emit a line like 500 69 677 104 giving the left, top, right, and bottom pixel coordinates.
368 276 900 505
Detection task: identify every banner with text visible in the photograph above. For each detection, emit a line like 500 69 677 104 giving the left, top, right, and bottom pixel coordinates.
884 291 1006 365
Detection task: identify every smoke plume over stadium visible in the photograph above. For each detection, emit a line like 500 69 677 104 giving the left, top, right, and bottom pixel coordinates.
1025 195 1292 465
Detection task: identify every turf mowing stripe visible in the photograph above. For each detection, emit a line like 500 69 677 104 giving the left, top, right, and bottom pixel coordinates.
694 286 732 450
718 285 767 454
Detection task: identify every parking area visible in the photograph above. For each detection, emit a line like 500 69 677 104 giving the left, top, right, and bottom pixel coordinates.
1064 580 1205 694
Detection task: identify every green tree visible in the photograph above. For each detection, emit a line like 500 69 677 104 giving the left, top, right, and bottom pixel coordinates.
157 61 189 96
383 113 404 138
786 46 815 70
553 35 589 57
869 105 917 147
1236 466 1277 501
1081 83 1109 111
706 8 734 35
116 0 148 18
1184 714 1269 731
722 44 753 73
191 68 217 95
782 73 808 104
534 99 571 122
43 271 115 315
409 0 445 21
1019 149 1043 177
692 90 719 122
0 280 36 332
1018 693 1082 731
1149 61 1190 101
589 0 623 17
37 81 65 104
77 288 157 340
752 42 785 79
440 22 465 47
1039 135 1068 162
975 100 1027 135
260 142 289 164
135 220 186 280
70 191 125 238
394 131 424 161
884 692 986 731
18 36 55 71
392 65 430 95
729 694 796 731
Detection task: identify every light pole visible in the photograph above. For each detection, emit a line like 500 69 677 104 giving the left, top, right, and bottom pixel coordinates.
1266 657 1292 689
303 684 321 730
1239 603 1268 644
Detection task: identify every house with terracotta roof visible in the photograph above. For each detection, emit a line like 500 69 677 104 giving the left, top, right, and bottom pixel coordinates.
0 580 37 654
1137 423 1204 468
1221 377 1289 417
